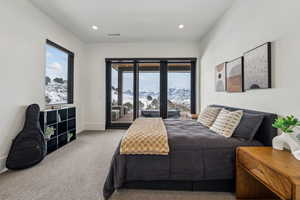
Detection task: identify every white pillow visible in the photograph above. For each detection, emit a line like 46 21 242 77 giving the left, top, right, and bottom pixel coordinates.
210 109 243 137
197 106 221 127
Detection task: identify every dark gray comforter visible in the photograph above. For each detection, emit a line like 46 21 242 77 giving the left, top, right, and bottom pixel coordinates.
103 119 262 199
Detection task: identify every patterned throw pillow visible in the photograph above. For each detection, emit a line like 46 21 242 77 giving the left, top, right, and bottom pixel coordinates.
197 106 221 127
210 109 243 137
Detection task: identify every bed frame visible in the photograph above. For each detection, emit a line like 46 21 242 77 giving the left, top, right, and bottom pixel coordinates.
122 105 277 192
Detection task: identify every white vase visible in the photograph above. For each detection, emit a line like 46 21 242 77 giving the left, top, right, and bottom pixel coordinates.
272 132 300 160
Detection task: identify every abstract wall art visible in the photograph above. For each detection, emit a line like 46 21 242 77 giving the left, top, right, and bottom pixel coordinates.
226 57 244 93
243 42 271 90
215 62 226 92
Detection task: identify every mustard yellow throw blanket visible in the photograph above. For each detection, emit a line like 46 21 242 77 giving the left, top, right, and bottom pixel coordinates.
120 118 169 155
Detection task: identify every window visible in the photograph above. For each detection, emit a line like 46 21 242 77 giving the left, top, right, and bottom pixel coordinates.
106 58 196 128
45 40 74 105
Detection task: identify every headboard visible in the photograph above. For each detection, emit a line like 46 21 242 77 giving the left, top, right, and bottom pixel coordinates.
210 105 278 146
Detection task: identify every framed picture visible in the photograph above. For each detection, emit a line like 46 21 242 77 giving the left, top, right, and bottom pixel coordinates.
215 62 226 92
226 57 244 93
243 42 271 90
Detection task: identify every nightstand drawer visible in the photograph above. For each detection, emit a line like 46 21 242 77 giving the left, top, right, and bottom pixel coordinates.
238 150 292 199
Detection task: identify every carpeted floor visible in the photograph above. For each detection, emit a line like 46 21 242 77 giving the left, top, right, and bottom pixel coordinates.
0 130 235 200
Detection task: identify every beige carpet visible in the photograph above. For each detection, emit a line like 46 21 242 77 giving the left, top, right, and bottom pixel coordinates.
0 130 235 200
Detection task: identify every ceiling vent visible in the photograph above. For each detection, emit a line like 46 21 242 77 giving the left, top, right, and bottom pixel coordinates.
108 33 121 37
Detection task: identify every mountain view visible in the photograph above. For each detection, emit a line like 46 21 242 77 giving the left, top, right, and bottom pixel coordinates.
112 87 191 112
111 70 191 116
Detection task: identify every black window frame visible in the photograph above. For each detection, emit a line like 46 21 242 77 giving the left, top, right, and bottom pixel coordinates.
45 39 74 105
106 57 197 129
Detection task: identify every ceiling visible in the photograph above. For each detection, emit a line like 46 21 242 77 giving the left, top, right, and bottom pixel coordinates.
29 0 234 43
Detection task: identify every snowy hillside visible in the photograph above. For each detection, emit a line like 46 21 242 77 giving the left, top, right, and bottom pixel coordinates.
45 80 68 104
112 87 190 111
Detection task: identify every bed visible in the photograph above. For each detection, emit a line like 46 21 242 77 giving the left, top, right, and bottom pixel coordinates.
103 105 277 199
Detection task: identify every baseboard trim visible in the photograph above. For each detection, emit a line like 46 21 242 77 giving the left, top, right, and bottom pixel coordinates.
84 123 105 131
0 156 7 173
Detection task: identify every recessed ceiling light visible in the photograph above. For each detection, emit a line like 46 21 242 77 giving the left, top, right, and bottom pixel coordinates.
92 25 99 30
178 24 184 29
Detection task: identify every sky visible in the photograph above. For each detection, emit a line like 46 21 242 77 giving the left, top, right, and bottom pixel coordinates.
46 44 68 80
112 69 190 92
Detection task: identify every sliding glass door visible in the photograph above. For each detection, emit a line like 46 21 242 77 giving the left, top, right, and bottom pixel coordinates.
138 63 160 118
110 63 134 124
106 58 196 128
167 63 191 119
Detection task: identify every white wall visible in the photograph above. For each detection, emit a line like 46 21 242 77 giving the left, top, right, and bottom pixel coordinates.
84 42 200 130
0 0 86 171
199 0 300 118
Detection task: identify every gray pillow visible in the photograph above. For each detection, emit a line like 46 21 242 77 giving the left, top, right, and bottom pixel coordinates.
233 113 264 140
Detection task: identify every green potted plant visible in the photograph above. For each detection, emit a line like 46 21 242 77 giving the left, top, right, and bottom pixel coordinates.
67 132 73 142
44 126 55 141
272 115 300 160
272 115 300 134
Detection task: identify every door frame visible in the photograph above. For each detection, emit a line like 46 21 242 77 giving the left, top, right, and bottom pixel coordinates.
105 57 197 129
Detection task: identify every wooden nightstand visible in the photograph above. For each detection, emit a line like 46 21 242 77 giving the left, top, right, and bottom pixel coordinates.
236 147 300 200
